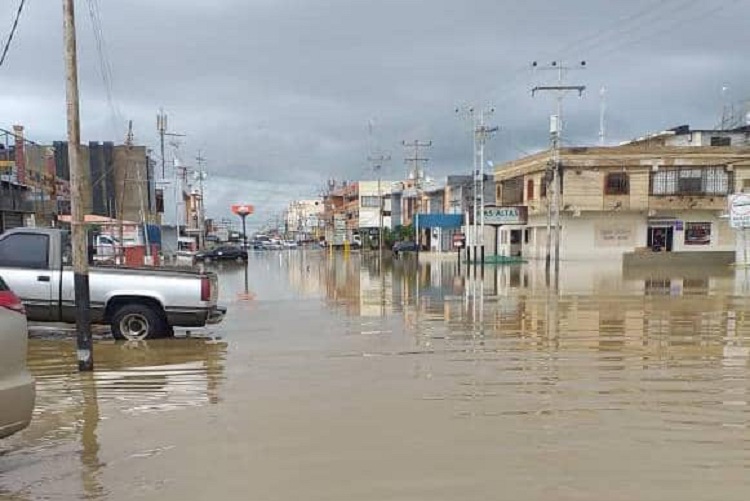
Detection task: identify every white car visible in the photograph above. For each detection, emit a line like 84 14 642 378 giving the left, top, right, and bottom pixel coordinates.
0 276 35 439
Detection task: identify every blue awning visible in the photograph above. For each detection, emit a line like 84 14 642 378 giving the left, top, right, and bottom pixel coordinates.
414 213 464 229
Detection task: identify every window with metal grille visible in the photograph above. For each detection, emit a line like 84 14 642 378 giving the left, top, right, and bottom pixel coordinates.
710 136 731 147
650 166 731 196
501 178 524 205
684 222 711 245
605 172 629 195
361 196 381 208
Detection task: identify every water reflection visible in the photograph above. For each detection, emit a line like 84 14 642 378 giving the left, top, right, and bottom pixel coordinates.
0 338 226 499
303 254 750 353
285 254 750 423
2 253 749 499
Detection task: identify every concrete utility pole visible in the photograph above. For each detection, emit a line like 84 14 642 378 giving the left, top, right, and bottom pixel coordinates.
475 111 498 268
531 60 586 279
368 153 391 268
456 106 497 270
63 0 93 371
195 151 207 250
402 140 431 256
156 110 186 180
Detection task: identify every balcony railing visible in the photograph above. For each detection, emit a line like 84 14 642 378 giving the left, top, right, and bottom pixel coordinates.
650 166 733 196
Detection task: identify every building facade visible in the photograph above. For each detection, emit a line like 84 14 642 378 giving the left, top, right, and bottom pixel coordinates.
11 129 162 228
285 199 325 242
494 132 750 262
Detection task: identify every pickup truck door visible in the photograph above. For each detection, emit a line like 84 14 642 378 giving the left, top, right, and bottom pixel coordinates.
0 232 54 321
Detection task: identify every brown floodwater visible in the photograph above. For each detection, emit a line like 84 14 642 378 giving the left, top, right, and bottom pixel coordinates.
1 251 749 500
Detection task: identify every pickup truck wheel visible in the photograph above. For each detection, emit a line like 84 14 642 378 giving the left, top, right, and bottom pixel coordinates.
111 304 168 341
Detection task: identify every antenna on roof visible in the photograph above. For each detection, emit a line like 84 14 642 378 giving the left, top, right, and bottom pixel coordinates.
598 86 606 146
720 85 734 130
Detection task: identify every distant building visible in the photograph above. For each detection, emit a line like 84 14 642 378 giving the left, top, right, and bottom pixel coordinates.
389 174 494 252
356 180 392 237
4 123 163 228
0 180 32 233
322 180 394 245
285 199 325 242
494 127 750 263
621 124 750 148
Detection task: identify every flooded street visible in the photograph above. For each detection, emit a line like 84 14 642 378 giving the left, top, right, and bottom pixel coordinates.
2 251 750 500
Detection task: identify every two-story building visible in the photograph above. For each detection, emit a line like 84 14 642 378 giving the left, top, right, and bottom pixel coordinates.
284 199 325 242
494 127 750 263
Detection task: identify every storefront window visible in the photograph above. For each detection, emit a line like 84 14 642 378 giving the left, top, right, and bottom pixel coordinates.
684 222 711 245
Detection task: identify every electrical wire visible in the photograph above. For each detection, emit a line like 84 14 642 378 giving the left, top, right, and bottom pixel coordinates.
85 0 124 138
0 0 27 68
558 0 692 58
478 1 690 109
589 0 746 60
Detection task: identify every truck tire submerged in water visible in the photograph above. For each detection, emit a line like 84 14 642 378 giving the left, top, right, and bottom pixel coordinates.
111 304 171 341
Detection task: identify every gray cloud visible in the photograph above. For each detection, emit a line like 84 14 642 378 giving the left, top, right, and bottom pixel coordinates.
4 0 750 224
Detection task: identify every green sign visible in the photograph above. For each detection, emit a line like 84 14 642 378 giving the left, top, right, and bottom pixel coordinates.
483 206 528 226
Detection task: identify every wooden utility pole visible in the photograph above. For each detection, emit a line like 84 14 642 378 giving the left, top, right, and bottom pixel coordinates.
63 0 93 371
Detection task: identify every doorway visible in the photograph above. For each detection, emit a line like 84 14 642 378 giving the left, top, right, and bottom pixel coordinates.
647 225 673 252
510 229 523 257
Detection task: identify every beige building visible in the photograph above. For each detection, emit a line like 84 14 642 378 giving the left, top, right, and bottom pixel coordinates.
285 199 325 241
493 126 750 262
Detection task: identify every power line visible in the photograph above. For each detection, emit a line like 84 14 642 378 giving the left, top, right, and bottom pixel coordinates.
557 0 689 57
85 0 124 138
481 0 702 109
0 0 27 68
590 0 745 60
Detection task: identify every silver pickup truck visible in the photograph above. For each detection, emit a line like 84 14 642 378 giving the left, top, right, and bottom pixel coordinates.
0 228 226 341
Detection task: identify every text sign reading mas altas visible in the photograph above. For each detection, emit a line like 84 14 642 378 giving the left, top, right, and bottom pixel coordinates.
483 206 528 226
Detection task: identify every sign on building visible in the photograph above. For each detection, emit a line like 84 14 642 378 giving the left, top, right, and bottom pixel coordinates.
333 214 346 245
482 205 528 226
729 193 750 229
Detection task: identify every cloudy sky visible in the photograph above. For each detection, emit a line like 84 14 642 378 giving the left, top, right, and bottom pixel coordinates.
2 0 750 229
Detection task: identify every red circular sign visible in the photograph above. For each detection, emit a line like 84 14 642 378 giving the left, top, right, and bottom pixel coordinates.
231 204 254 216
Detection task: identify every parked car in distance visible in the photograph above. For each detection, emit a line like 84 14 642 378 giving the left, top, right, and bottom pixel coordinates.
194 245 248 263
392 240 419 255
262 239 284 251
0 276 35 439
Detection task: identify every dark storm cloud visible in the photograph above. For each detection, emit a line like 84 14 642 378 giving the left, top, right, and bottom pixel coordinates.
3 0 750 223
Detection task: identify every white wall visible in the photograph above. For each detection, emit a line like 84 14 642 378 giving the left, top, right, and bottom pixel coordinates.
668 211 734 253
499 210 735 261
559 212 648 261
358 207 391 229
